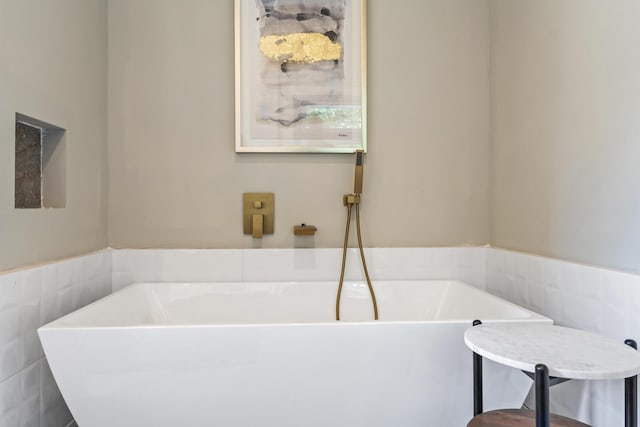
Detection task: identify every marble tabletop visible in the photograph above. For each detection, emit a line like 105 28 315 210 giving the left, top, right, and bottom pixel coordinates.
464 323 640 380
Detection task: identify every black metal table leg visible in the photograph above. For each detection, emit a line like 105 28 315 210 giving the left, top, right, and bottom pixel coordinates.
625 339 637 427
535 364 551 427
472 320 483 416
473 351 483 416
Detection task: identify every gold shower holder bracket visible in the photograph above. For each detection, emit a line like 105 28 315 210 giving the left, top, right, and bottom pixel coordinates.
243 192 274 238
343 194 360 206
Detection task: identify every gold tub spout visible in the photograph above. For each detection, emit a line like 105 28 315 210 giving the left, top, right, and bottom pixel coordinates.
294 224 317 236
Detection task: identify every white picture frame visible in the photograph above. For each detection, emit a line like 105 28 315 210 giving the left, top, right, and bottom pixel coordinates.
235 0 367 153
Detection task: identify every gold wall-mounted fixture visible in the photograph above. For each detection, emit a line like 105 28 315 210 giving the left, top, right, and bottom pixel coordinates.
336 149 378 321
353 150 364 194
293 224 317 236
343 194 360 206
243 193 274 238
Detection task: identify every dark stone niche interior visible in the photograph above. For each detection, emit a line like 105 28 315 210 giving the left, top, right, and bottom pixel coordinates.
15 122 42 208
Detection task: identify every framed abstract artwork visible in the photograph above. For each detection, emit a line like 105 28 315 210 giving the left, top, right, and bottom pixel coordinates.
235 0 367 153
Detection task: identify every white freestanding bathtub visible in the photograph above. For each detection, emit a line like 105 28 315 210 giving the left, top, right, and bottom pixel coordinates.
39 280 550 427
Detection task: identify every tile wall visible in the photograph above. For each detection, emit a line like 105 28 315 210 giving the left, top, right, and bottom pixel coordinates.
112 247 487 291
3 246 640 426
0 251 111 427
486 248 640 425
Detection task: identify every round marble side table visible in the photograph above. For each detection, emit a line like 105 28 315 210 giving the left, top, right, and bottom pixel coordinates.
464 323 640 427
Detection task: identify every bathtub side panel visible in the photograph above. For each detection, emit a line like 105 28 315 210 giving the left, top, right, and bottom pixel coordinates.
40 323 531 427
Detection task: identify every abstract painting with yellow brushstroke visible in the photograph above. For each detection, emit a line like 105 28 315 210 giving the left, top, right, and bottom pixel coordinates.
251 0 361 137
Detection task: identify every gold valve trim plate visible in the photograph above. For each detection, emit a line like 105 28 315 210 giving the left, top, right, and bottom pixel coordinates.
243 193 274 237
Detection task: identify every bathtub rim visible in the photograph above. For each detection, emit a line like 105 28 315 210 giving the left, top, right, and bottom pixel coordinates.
38 279 551 331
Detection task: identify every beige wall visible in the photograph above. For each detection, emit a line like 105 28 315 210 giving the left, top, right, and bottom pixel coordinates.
5 0 637 275
490 1 640 272
108 0 491 249
4 0 637 275
0 0 108 271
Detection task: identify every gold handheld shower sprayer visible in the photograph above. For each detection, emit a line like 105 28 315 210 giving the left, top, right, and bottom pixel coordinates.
354 150 363 194
336 150 379 321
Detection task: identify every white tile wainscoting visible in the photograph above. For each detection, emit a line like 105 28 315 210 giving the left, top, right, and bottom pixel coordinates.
111 247 487 291
486 248 640 425
0 251 111 427
2 247 640 426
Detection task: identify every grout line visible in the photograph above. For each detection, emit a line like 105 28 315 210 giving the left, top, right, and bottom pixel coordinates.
0 356 45 385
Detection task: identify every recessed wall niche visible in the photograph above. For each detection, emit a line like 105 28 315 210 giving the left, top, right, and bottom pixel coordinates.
14 113 66 209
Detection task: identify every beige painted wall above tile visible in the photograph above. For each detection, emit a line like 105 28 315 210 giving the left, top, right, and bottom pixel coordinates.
0 0 108 272
107 0 491 249
5 0 640 275
490 0 640 273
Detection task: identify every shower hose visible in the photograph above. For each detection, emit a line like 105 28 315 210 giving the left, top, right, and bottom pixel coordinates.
336 202 379 321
